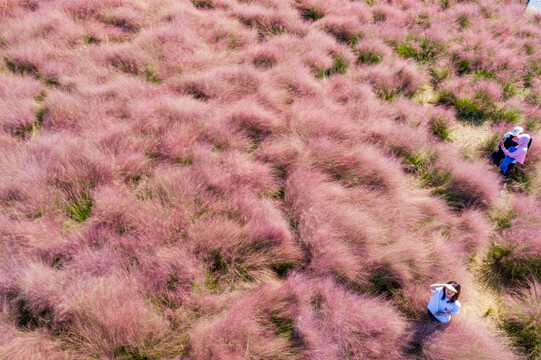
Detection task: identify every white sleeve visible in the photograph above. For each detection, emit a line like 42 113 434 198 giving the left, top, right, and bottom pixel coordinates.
450 301 461 315
504 132 513 138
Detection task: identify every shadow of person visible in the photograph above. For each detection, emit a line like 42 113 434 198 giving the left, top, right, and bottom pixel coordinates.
404 312 448 356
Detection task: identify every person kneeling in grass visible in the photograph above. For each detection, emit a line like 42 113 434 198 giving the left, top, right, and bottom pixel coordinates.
427 281 461 323
500 132 531 178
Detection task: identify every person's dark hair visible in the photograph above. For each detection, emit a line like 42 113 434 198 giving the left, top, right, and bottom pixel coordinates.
441 281 461 303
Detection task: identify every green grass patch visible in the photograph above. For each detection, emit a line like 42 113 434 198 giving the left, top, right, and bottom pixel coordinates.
65 192 93 222
191 0 213 8
416 13 430 28
315 54 348 79
490 209 516 230
298 7 324 21
502 81 519 100
373 10 386 22
113 346 152 360
270 315 294 337
271 262 297 277
419 168 484 210
403 152 428 173
429 66 451 85
487 245 541 282
368 267 402 298
454 97 491 125
503 317 541 359
144 67 161 83
395 37 441 64
429 116 452 141
16 298 53 329
438 91 520 125
204 251 255 293
84 35 100 44
473 69 496 80
456 14 469 28
253 55 276 69
5 58 39 77
356 48 383 65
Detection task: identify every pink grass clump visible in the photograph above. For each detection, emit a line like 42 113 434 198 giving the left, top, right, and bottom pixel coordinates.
354 38 393 66
232 2 306 39
288 274 409 360
0 151 57 220
288 96 358 142
490 195 541 281
316 14 363 44
422 317 520 360
188 279 301 360
27 133 113 197
0 73 43 137
190 274 409 360
450 209 493 253
0 323 71 360
371 4 408 26
57 273 167 358
431 153 500 209
135 246 203 306
364 59 428 99
309 137 406 192
226 99 285 147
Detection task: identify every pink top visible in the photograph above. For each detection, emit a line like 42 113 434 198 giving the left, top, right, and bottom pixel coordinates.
502 134 530 164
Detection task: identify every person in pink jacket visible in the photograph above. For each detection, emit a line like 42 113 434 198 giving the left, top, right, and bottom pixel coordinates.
500 133 531 177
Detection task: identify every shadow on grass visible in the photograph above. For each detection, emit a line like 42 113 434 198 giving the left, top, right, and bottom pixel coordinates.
404 313 448 357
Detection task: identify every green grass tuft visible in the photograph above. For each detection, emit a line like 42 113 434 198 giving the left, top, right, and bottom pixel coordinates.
315 55 348 79
429 116 452 141
395 37 441 64
299 7 324 21
191 0 213 8
145 67 161 83
356 49 383 65
487 245 541 282
456 14 469 28
65 192 93 222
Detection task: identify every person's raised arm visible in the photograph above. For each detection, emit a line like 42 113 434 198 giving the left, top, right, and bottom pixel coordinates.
429 283 446 290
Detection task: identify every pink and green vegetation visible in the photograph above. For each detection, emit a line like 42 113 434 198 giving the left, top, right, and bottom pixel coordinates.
0 0 540 358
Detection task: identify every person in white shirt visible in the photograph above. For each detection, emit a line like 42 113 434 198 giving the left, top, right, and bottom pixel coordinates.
427 281 461 323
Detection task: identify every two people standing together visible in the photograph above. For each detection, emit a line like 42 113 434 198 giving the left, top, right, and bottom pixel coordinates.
490 126 532 183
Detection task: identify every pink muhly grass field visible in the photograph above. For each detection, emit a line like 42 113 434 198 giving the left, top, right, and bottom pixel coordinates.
1 0 541 358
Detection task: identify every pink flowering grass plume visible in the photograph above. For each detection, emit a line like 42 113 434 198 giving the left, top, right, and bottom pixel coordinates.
428 152 501 210
371 4 408 26
288 96 359 142
56 273 169 359
0 73 44 138
0 322 71 360
422 317 520 360
190 274 409 360
488 195 541 282
288 273 409 360
2 0 541 357
363 59 428 100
